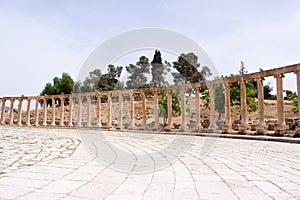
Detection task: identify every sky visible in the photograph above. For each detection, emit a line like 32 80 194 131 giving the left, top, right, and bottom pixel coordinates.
0 0 300 97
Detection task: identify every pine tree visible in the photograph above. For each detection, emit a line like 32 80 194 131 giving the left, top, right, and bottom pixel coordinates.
126 56 150 89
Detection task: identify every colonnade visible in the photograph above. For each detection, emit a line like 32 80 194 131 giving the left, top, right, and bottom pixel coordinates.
1 63 300 134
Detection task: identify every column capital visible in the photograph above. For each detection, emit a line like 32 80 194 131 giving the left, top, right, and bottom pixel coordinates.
294 69 300 75
274 73 285 78
255 76 265 81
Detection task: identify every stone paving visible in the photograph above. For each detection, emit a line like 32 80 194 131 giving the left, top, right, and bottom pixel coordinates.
0 126 299 200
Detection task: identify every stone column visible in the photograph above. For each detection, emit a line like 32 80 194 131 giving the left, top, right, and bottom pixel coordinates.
195 87 203 131
165 90 172 130
68 95 73 126
43 98 47 126
142 93 147 127
296 69 300 133
208 85 218 132
34 98 39 126
26 99 31 126
180 88 186 131
59 96 65 126
153 91 159 129
107 94 112 128
130 93 135 129
51 97 56 126
9 99 14 125
0 98 5 124
118 92 123 129
256 77 266 134
275 74 286 134
86 95 91 127
77 96 82 127
239 79 248 134
223 82 232 133
17 98 23 125
96 94 101 127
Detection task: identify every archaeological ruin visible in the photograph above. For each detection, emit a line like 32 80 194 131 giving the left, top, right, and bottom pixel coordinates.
1 63 300 135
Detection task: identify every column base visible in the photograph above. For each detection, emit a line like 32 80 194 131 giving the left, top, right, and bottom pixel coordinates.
255 123 266 135
208 123 218 133
238 124 248 134
194 124 203 132
296 125 300 134
274 123 286 136
164 124 172 131
222 124 232 134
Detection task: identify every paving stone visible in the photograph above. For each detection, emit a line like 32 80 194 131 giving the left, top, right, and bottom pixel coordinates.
0 127 300 199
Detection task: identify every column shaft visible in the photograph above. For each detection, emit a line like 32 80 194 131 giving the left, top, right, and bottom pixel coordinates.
26 99 31 125
51 98 56 126
224 82 232 133
43 98 47 126
34 99 39 126
77 96 82 127
9 99 14 125
275 74 286 133
68 96 73 126
208 85 217 132
107 94 112 127
142 93 147 126
195 87 203 131
59 97 65 126
118 92 123 129
17 99 23 125
0 99 5 124
256 77 266 134
154 92 159 129
296 70 300 132
86 96 91 126
180 88 186 131
130 94 135 129
97 94 101 127
166 90 172 130
239 80 248 133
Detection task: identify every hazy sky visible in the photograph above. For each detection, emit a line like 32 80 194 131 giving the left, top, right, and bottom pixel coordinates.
0 0 299 97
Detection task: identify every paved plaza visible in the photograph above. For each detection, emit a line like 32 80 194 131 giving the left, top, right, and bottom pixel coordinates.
0 126 299 200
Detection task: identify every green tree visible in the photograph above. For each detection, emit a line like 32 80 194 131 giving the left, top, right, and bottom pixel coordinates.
249 80 276 100
238 61 247 75
230 81 257 113
173 52 212 83
287 92 298 113
40 72 74 106
151 50 171 87
158 90 181 124
41 72 74 96
97 65 123 91
80 69 102 92
201 84 225 120
264 83 276 100
126 56 150 89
